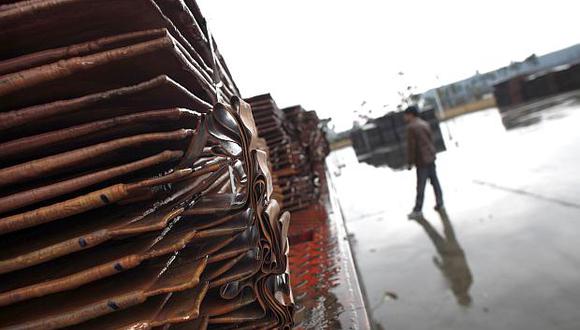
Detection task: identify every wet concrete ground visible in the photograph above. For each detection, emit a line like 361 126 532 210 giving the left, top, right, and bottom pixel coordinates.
329 102 580 330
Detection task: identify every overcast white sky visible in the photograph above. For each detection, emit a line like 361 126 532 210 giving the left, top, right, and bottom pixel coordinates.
198 1 580 131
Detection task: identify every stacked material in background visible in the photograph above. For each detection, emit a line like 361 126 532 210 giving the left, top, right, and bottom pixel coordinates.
0 1 293 329
494 61 580 112
493 76 527 111
244 95 295 174
245 95 330 213
350 108 446 169
243 94 294 204
282 106 330 212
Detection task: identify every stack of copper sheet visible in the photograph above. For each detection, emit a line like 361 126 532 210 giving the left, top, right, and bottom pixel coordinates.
245 95 329 213
279 106 330 212
243 94 300 207
243 95 298 174
494 61 580 112
0 1 293 329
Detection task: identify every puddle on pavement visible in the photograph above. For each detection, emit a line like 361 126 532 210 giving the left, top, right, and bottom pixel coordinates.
330 104 580 330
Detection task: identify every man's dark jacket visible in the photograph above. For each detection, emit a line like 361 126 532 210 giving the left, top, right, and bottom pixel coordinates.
406 118 436 166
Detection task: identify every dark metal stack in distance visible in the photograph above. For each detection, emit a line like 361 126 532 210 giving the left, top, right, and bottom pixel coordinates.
0 1 294 329
493 76 527 111
350 109 446 169
493 61 580 112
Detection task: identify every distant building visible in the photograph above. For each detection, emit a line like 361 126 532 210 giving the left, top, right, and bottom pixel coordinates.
422 44 580 111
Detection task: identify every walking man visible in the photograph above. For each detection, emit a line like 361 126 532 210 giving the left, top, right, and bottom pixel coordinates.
404 106 444 220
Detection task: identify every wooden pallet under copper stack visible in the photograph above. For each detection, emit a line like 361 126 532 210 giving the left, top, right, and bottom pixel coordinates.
0 1 293 329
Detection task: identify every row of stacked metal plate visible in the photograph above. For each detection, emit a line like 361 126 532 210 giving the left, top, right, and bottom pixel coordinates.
243 95 298 173
0 1 294 329
245 95 329 213
281 106 330 212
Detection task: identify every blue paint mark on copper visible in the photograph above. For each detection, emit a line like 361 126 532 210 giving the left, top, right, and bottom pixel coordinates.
107 301 119 310
100 194 110 203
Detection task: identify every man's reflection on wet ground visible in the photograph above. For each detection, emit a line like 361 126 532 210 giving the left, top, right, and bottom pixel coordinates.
414 210 473 306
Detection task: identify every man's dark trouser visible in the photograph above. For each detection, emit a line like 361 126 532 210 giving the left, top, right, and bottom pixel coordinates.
414 162 444 212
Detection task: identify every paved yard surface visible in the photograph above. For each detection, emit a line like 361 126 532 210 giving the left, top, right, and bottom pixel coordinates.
330 103 580 330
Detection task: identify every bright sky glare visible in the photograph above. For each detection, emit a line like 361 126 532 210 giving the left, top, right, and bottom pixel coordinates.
198 0 580 131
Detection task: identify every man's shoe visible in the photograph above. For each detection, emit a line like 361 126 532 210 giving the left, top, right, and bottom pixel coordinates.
407 211 424 221
434 205 445 212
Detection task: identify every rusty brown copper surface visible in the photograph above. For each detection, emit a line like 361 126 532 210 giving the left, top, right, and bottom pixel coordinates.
0 1 293 329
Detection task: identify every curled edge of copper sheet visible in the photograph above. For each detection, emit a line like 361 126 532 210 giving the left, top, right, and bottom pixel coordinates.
0 33 214 110
0 0 212 78
0 149 184 215
0 129 193 189
0 75 211 133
